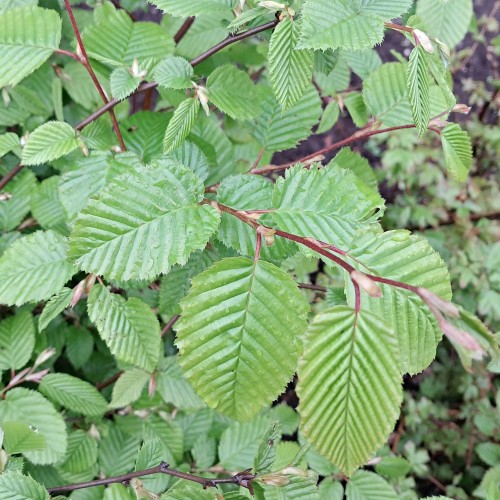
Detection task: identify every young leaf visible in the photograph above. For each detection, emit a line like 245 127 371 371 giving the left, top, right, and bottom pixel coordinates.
110 67 141 101
109 368 151 409
148 0 234 17
176 257 310 421
38 287 73 332
227 7 269 34
0 388 67 465
344 91 368 128
254 422 281 474
154 56 194 90
207 65 260 120
441 123 472 182
0 230 75 306
297 306 403 475
163 98 200 153
0 133 20 157
268 17 314 110
346 470 398 499
0 6 62 88
21 121 79 166
0 471 49 500
69 163 220 281
407 45 431 136
317 101 340 134
328 148 378 191
88 284 161 372
39 373 108 417
98 426 141 477
0 311 35 371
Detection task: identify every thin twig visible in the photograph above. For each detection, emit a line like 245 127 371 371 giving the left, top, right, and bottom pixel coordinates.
298 283 327 293
95 371 123 390
174 17 196 44
161 314 181 337
0 164 24 191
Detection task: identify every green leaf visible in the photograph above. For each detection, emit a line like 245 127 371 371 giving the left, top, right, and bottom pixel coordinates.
66 327 94 370
88 285 161 372
21 121 79 166
109 368 151 409
416 0 473 47
441 123 472 182
135 439 172 494
57 430 98 483
0 388 67 464
39 373 108 417
98 426 140 477
207 65 260 120
344 49 382 79
255 470 320 499
162 483 215 500
317 101 340 134
0 133 20 157
0 0 37 14
476 442 500 467
0 230 75 306
163 98 200 153
343 92 368 128
176 257 309 421
83 9 174 67
154 56 194 90
375 456 412 479
68 163 220 281
2 421 46 454
268 18 314 110
227 7 269 34
30 177 69 234
254 85 322 152
298 0 412 51
328 148 378 191
0 311 35 371
38 287 72 332
297 306 403 475
0 471 49 500
148 0 234 16
254 422 281 474
0 6 61 88
407 45 431 136
346 470 398 499
271 165 383 251
110 67 141 101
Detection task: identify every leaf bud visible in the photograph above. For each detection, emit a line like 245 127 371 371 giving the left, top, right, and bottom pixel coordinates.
351 270 382 298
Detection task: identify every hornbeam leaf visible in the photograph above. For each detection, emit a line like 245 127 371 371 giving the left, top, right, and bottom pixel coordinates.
268 18 314 110
176 257 310 421
0 230 76 306
40 373 108 417
0 311 35 371
163 98 200 153
297 306 403 475
154 56 194 90
0 472 49 500
147 0 235 17
346 470 398 499
441 124 472 182
407 45 431 136
0 1 37 14
68 163 220 281
88 284 161 372
0 6 62 88
109 368 151 409
21 121 79 166
110 66 141 101
2 421 46 454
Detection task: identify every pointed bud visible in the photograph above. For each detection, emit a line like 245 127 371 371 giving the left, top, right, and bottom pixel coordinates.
452 104 471 114
351 271 382 298
0 193 12 202
2 88 11 107
258 473 290 486
258 1 285 10
257 226 276 247
413 29 434 53
441 321 485 360
25 369 50 383
33 348 56 369
148 373 156 397
418 288 459 317
195 84 210 116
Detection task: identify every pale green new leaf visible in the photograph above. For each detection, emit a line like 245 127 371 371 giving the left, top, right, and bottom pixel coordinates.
109 368 151 409
271 165 384 251
0 6 61 88
346 470 398 499
207 65 260 120
154 56 194 90
163 98 200 153
254 423 281 474
0 0 37 13
298 0 412 51
0 230 75 306
0 311 35 371
343 49 382 79
69 163 220 281
416 0 473 47
2 421 46 454
441 123 472 182
0 388 67 464
344 92 368 128
317 101 340 134
176 257 309 421
148 0 234 16
407 45 431 136
328 148 378 191
40 373 108 417
88 285 161 372
110 67 141 100
21 121 79 166
269 18 314 110
297 306 403 475
0 471 49 500
227 7 268 34
0 133 20 157
38 287 72 332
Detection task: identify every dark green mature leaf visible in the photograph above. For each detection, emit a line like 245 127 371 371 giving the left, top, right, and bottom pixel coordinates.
0 6 61 88
163 98 200 152
0 230 75 306
268 18 314 110
38 287 72 332
176 257 309 420
2 421 46 454
407 45 431 136
441 123 472 182
0 471 49 500
88 285 161 372
40 373 108 417
69 163 220 281
0 311 35 371
297 307 403 475
0 388 67 465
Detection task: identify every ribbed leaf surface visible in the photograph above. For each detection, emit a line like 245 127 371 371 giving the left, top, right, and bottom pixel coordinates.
154 56 193 90
109 368 150 409
163 98 200 153
298 0 411 50
110 67 141 100
68 163 220 281
40 373 108 417
88 284 161 372
83 9 174 66
297 306 403 475
21 121 78 166
30 177 68 234
328 148 378 190
0 311 35 371
271 165 384 251
0 0 37 13
148 0 234 16
407 45 430 136
2 421 46 455
255 473 320 499
269 18 314 110
0 472 49 500
38 287 72 332
0 230 75 306
176 257 309 421
0 388 67 465
58 430 98 483
346 470 398 499
0 6 61 88
441 124 472 182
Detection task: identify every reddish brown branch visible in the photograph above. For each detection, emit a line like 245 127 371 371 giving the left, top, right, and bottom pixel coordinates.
174 17 196 44
161 314 181 337
0 164 24 191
